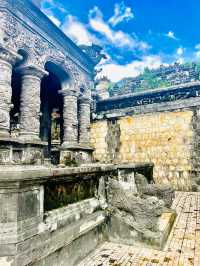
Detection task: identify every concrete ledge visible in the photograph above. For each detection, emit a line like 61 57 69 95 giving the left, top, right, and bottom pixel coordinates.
0 137 48 146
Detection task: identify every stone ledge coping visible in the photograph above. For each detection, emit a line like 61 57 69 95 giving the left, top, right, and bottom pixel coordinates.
60 144 94 151
98 81 200 103
0 137 48 146
0 163 153 184
94 81 200 117
94 93 200 119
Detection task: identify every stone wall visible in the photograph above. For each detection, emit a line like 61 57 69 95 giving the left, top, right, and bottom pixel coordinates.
91 110 195 190
92 81 200 192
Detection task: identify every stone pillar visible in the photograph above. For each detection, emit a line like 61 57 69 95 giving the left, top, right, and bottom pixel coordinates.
18 66 48 141
61 89 79 147
79 96 91 147
0 175 44 265
0 46 22 137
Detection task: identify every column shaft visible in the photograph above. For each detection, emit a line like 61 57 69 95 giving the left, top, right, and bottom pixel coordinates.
79 97 91 146
18 66 47 140
0 47 21 137
62 89 78 147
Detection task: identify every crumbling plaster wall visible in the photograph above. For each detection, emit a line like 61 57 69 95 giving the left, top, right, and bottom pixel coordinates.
91 109 200 190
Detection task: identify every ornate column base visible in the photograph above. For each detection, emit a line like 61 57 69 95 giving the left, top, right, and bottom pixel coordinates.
0 137 47 165
60 144 94 166
19 131 41 141
0 128 10 138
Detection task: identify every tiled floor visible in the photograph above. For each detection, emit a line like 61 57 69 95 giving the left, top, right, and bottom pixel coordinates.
78 192 200 266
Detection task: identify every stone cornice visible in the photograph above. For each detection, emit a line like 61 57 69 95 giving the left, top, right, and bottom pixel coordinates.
0 0 95 76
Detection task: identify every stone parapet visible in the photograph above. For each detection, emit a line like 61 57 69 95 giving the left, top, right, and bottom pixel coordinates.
0 163 153 265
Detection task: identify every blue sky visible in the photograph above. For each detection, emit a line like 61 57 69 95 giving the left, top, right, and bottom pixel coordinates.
41 0 200 82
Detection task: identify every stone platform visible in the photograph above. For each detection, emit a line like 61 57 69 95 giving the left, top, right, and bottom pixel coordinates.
78 191 200 266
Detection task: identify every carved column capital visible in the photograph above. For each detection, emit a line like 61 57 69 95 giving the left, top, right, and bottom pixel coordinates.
16 65 48 79
79 96 92 105
60 89 79 98
0 46 22 65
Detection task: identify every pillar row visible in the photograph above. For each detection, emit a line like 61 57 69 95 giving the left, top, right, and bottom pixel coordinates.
0 46 22 137
17 65 48 141
79 96 91 147
61 89 79 147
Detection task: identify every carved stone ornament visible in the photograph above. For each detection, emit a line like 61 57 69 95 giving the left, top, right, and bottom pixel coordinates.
0 45 22 65
0 10 90 87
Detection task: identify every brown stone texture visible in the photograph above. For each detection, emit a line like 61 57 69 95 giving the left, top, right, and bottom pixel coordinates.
91 110 194 190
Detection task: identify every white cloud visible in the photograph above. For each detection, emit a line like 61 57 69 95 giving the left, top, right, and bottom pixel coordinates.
165 31 178 40
61 15 96 45
108 2 134 27
97 55 163 82
89 6 149 51
195 44 200 50
41 0 67 14
41 0 64 27
48 15 61 27
195 44 200 58
196 51 200 58
177 47 184 56
176 58 184 64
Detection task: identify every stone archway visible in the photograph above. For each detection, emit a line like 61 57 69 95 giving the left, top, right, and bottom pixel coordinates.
40 61 71 163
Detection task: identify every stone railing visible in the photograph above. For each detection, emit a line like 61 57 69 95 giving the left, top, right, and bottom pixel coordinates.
0 163 153 266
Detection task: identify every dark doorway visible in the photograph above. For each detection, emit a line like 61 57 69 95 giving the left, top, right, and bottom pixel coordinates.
40 68 64 164
10 71 22 136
